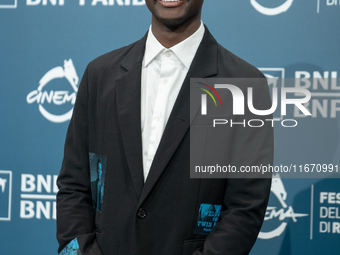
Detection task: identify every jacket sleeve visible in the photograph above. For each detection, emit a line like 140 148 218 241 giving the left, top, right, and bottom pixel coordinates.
193 77 273 255
57 66 103 255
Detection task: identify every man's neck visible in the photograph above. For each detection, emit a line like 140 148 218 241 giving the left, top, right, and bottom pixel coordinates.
151 17 201 49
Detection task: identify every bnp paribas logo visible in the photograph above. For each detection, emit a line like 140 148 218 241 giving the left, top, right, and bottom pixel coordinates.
250 0 294 16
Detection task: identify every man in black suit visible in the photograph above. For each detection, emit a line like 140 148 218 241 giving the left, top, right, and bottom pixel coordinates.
57 0 273 254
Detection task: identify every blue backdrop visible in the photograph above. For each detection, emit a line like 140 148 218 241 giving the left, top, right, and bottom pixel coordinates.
0 0 339 254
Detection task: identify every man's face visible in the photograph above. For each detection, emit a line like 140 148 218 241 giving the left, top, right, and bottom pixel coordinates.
145 0 204 27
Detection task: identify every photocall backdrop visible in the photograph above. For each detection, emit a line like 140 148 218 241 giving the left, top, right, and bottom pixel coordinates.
0 0 339 254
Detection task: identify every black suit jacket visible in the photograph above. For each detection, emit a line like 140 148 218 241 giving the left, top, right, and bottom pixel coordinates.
57 26 273 255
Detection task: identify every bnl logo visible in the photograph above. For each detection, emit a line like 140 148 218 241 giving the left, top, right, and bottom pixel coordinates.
0 0 17 8
0 171 12 221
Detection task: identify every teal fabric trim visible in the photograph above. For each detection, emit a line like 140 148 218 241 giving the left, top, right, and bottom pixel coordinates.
59 238 81 255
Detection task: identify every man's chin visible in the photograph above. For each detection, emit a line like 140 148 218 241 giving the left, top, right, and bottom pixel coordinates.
154 12 199 30
156 17 186 28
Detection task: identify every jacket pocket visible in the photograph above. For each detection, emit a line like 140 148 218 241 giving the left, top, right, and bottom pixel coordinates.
89 153 107 213
183 239 205 255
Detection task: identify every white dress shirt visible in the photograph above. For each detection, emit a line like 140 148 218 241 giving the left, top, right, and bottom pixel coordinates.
141 22 205 181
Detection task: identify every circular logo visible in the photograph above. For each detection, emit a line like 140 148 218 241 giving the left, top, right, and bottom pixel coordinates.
27 59 79 123
250 0 294 16
259 174 308 239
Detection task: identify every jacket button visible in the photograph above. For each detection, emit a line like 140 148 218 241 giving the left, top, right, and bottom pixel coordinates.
137 208 147 219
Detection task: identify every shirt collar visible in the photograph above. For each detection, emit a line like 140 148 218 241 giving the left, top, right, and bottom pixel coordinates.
144 21 205 69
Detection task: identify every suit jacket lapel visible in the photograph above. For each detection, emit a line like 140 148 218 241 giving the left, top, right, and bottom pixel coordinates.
138 27 218 208
116 35 147 198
